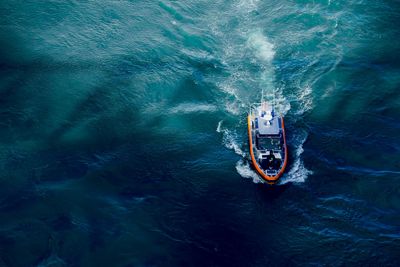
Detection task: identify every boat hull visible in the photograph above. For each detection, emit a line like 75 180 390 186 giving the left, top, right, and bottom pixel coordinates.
247 115 288 184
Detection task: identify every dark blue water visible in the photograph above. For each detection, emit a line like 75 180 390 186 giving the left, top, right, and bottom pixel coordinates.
1 0 400 266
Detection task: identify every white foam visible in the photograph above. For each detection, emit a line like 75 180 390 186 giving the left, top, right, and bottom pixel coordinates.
236 0 260 13
217 124 264 184
169 103 217 114
279 132 313 184
222 129 246 157
215 80 244 115
217 82 236 99
246 31 292 117
247 31 275 62
217 122 246 157
216 120 223 133
294 84 313 117
205 4 311 185
272 87 291 116
225 100 242 115
235 160 263 183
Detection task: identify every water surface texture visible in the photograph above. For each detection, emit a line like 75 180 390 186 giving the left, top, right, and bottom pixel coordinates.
1 0 400 266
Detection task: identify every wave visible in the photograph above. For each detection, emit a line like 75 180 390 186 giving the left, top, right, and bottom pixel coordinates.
294 84 313 117
247 31 275 62
221 128 246 157
217 120 312 185
216 121 263 183
216 120 223 133
280 131 312 184
169 103 217 114
235 160 263 184
247 31 291 115
236 0 260 12
210 0 312 185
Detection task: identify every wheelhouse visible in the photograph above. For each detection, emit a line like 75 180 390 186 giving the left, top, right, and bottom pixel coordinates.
248 102 287 183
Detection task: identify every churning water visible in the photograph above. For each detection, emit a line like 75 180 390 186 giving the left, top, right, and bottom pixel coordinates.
1 0 400 266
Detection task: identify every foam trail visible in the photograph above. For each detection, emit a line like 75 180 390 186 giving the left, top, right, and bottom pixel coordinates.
216 121 244 157
246 30 313 184
221 129 246 157
216 120 223 133
279 132 312 184
247 31 290 115
236 160 263 184
217 121 264 183
170 103 217 114
211 4 308 184
236 0 260 12
294 84 313 117
247 31 275 62
247 31 275 96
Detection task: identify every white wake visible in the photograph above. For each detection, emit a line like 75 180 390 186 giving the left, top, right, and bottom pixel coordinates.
211 0 312 185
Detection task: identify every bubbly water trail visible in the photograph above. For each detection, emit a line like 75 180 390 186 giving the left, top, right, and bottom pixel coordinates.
214 0 311 184
169 103 217 114
216 120 223 133
235 160 263 184
221 128 246 158
279 131 313 185
246 30 290 115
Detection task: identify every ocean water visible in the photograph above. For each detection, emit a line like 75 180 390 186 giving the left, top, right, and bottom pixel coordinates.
1 0 400 266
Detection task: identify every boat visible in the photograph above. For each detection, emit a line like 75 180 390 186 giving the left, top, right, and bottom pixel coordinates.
247 101 287 184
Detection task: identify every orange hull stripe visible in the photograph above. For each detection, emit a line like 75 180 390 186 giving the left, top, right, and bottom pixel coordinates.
247 115 288 182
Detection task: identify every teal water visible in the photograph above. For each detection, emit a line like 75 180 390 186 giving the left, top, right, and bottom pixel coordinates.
1 0 400 266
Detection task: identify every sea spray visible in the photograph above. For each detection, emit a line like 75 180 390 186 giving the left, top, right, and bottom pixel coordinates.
247 31 275 62
248 31 291 112
211 2 309 184
235 160 263 183
279 131 312 184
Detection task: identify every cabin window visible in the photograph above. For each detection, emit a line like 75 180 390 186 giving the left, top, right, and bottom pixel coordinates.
256 136 281 150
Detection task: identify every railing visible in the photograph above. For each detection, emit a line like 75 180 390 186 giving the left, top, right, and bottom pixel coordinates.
249 102 281 116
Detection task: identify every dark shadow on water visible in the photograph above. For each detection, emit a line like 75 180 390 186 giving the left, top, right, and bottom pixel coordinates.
255 182 291 202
